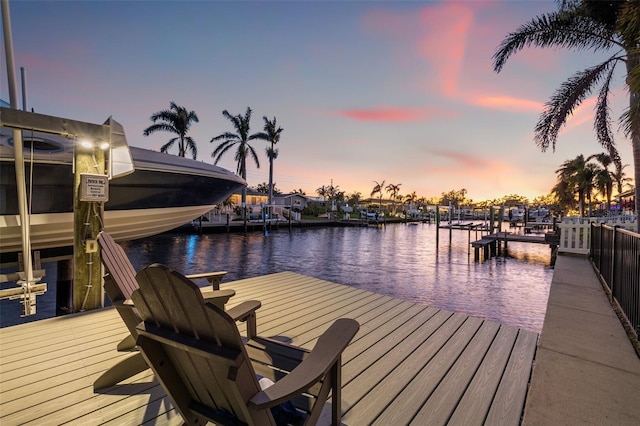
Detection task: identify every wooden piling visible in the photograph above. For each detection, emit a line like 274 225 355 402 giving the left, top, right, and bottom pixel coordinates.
73 148 104 312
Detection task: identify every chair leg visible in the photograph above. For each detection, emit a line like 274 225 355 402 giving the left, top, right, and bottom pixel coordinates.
93 352 149 390
246 314 257 340
116 334 136 351
331 359 341 426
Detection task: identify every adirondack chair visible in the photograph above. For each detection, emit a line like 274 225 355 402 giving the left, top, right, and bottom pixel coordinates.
133 263 359 426
94 231 261 390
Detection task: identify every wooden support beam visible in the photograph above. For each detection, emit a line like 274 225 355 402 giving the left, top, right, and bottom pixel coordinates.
73 147 105 312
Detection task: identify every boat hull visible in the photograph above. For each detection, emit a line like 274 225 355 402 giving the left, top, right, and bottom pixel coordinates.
1 131 246 254
0 206 216 253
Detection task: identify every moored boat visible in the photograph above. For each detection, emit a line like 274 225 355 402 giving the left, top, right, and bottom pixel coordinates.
0 127 246 254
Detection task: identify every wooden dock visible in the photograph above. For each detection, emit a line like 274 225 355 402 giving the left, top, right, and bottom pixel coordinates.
470 231 552 261
0 272 538 425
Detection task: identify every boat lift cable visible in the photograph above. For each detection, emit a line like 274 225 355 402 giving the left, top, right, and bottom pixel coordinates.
80 201 104 312
92 201 105 230
79 203 94 312
79 252 93 312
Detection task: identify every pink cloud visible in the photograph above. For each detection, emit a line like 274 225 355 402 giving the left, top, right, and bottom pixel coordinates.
470 95 543 113
430 149 489 170
334 106 456 122
418 4 475 96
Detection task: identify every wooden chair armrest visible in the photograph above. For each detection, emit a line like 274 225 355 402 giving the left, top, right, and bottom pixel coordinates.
226 300 261 339
249 318 359 409
226 300 261 322
201 289 236 311
185 271 228 290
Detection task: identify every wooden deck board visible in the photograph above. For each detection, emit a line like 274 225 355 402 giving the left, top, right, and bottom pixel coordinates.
448 325 519 425
485 329 538 425
0 271 538 425
409 320 501 424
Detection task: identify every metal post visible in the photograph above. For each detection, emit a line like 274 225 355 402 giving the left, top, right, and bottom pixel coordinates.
610 225 618 302
435 208 440 249
3 0 36 314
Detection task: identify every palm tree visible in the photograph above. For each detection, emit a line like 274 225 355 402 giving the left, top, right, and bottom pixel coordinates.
552 179 576 214
347 191 362 210
385 183 402 214
371 180 386 212
588 153 614 211
211 107 262 219
255 116 284 207
581 162 599 216
493 0 640 230
143 102 199 159
404 191 418 206
556 154 594 216
316 185 328 202
612 162 632 195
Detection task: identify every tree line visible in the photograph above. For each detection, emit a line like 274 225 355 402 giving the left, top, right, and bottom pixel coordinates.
143 102 283 212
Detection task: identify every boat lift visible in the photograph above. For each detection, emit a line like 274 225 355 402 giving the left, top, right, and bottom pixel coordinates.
0 107 133 315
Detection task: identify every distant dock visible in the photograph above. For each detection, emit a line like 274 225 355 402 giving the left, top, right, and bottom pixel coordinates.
471 231 557 262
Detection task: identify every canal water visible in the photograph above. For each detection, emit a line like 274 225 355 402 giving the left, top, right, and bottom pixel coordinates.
0 222 553 331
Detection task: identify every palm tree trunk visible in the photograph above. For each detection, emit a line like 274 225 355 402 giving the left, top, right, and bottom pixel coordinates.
268 143 274 207
241 157 247 221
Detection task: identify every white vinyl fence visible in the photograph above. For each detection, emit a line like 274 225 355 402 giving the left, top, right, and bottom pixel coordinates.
558 216 637 254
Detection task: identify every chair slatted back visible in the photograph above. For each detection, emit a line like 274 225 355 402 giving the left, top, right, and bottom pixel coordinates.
97 231 143 339
133 264 274 425
97 231 138 301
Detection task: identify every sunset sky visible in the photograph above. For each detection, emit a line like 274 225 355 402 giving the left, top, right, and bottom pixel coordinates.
1 0 634 202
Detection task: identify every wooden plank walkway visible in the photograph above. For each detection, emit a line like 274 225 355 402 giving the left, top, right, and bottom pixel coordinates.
0 272 538 425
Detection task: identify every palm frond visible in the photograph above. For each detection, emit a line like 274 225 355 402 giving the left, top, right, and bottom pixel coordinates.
494 11 619 73
253 132 269 142
617 1 640 57
143 123 175 136
149 109 174 123
160 137 178 153
594 64 621 165
211 142 235 164
186 137 197 160
247 144 260 169
535 60 616 151
266 147 279 159
211 132 239 143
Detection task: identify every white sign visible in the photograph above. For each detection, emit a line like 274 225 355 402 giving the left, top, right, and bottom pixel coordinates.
80 173 109 202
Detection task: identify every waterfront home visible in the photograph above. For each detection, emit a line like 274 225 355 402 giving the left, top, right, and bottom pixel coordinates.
273 193 309 212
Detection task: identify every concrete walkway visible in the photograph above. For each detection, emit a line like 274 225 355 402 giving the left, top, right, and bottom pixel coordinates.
523 254 640 425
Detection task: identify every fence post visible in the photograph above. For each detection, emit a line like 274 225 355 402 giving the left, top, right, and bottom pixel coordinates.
610 225 617 302
598 223 603 272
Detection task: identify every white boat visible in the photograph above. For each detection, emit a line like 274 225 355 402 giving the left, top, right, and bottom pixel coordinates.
0 125 246 255
529 207 550 221
504 208 525 221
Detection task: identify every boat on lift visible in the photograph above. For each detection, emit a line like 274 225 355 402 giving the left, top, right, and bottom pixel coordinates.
0 125 246 255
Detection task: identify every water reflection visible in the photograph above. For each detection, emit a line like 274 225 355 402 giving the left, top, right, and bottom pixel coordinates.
122 223 551 332
0 223 552 331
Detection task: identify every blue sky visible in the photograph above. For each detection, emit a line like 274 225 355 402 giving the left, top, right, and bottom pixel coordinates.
1 0 634 202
